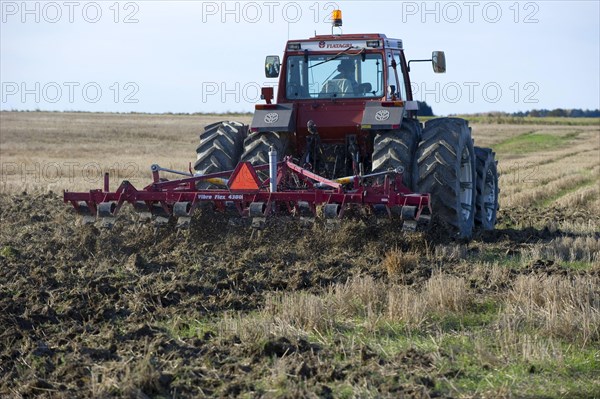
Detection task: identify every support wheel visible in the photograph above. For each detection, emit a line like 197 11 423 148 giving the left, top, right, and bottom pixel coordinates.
414 118 476 239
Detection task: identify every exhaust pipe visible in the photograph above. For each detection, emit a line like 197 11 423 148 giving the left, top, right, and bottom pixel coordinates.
269 146 277 193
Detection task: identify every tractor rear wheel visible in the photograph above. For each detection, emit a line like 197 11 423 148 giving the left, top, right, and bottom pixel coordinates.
414 118 476 239
240 131 289 166
474 146 499 230
194 121 247 177
371 118 421 190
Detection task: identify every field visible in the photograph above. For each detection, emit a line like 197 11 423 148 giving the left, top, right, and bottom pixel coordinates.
1 111 599 398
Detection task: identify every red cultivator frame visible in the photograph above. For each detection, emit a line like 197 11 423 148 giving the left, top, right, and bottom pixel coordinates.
64 155 431 230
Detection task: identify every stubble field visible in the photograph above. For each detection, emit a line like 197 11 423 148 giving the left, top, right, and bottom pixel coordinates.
1 111 599 398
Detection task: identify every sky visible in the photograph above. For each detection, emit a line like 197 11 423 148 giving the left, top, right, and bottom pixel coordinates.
1 0 599 116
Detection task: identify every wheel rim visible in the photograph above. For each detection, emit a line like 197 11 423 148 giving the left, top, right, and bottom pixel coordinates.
459 147 473 221
483 168 497 223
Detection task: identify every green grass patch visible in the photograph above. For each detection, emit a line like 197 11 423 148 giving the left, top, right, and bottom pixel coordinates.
494 131 580 155
182 297 600 398
559 260 597 271
0 245 20 259
534 178 597 208
436 333 600 397
466 246 524 267
160 316 216 340
451 115 600 126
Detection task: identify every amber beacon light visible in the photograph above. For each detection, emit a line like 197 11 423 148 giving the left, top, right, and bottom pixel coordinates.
332 9 342 27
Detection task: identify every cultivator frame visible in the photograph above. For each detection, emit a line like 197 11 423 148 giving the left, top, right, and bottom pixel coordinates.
64 154 431 230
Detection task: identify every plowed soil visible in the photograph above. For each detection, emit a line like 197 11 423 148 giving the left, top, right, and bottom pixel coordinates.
1 112 598 398
1 191 597 398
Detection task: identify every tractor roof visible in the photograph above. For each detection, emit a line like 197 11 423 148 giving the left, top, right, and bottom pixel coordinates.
286 33 403 52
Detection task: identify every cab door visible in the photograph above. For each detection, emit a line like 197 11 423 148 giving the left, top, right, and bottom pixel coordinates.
386 50 408 101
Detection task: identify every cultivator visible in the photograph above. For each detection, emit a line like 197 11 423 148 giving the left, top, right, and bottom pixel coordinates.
63 151 431 230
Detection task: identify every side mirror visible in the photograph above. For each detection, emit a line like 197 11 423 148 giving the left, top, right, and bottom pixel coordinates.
432 51 446 73
387 85 396 98
265 55 280 78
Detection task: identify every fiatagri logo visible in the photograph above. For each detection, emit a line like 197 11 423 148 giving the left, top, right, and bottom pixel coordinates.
318 41 353 49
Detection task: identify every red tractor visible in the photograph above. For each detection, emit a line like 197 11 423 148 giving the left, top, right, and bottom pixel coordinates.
193 11 499 238
65 10 498 239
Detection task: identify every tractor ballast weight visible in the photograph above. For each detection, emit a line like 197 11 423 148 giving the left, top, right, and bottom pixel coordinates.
64 9 498 238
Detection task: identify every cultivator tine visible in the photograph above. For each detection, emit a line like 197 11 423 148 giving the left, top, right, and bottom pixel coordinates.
296 201 314 216
418 216 431 227
249 202 267 229
401 205 417 221
153 216 170 227
400 205 416 232
174 202 193 229
131 201 152 222
372 204 392 224
150 203 170 227
402 220 418 232
324 204 342 229
76 201 96 225
295 201 315 226
225 201 240 216
97 202 117 228
324 204 341 219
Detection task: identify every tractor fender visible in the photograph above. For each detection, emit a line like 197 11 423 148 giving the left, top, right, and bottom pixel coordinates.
360 101 419 130
250 104 295 133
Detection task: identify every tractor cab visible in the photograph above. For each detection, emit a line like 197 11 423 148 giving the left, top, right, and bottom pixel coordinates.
252 11 445 178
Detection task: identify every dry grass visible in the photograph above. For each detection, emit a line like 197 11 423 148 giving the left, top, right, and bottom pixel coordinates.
468 263 512 291
381 248 418 281
0 112 252 193
425 274 470 312
221 273 475 337
90 340 162 398
2 112 599 397
527 236 600 263
433 244 469 261
469 122 599 215
213 270 599 396
387 286 428 327
263 291 337 333
499 275 600 345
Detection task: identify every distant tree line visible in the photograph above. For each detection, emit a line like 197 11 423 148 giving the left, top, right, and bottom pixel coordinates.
522 109 600 117
451 109 600 118
484 109 600 118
